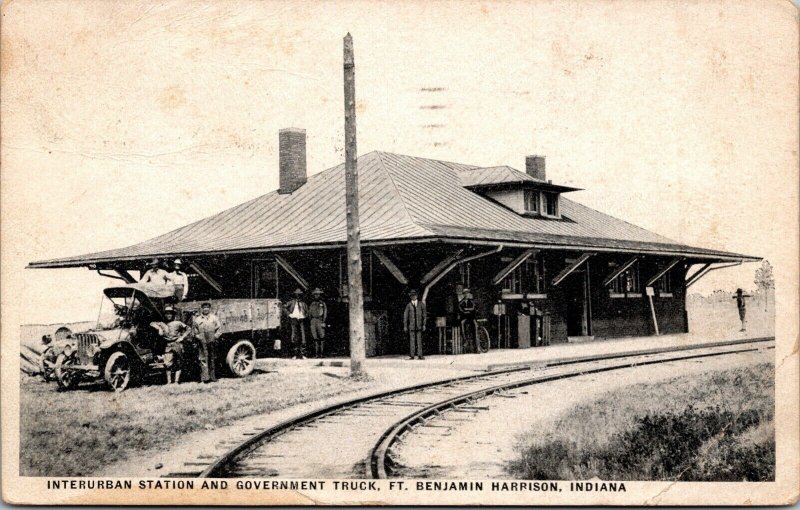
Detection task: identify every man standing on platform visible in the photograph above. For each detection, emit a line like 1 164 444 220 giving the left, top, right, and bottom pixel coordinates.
458 289 477 352
193 302 221 383
285 288 309 359
403 289 426 360
309 288 328 358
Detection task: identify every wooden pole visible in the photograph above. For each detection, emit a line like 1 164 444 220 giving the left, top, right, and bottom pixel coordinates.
343 33 367 377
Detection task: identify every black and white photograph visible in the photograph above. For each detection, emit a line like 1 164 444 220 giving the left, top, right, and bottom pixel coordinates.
1 0 798 505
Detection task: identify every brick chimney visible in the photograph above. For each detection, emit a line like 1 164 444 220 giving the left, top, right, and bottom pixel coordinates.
526 155 546 181
278 128 307 194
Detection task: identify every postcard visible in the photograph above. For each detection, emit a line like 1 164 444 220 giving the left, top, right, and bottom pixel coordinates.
2 0 798 505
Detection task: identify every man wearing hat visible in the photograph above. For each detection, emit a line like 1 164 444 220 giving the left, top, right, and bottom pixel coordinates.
151 306 190 384
403 289 427 360
458 289 477 353
193 302 221 383
732 288 753 331
167 258 189 301
309 288 328 358
141 258 169 286
284 288 309 359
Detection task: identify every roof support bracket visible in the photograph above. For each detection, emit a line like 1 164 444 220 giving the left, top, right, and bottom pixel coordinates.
275 254 309 290
685 263 711 288
686 261 742 288
646 257 683 287
373 249 408 285
188 261 223 294
492 249 538 286
97 269 136 283
420 249 464 285
551 252 594 287
422 246 503 303
602 256 639 287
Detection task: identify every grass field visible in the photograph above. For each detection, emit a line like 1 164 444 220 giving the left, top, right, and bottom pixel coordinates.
507 362 774 481
20 364 412 477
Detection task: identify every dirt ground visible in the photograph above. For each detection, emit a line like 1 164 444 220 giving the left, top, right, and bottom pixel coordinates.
20 362 471 477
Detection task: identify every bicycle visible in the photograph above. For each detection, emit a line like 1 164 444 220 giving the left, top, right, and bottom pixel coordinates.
460 318 491 354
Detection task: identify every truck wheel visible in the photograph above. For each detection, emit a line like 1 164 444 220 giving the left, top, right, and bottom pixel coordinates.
226 340 256 377
54 354 80 390
104 351 132 392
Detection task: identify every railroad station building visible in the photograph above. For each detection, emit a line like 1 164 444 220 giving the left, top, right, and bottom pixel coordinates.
29 129 758 356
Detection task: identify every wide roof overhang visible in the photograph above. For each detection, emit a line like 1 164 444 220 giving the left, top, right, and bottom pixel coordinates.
27 231 759 270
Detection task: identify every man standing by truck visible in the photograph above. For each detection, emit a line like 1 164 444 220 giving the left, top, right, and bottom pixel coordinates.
151 306 190 384
193 302 221 383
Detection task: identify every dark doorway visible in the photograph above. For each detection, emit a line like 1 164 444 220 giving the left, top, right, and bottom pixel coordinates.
564 268 591 337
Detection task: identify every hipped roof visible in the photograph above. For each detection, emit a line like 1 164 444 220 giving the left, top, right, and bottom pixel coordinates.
29 151 758 268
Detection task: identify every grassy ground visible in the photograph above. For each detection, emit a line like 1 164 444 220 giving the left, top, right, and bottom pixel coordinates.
507 362 774 481
20 364 394 477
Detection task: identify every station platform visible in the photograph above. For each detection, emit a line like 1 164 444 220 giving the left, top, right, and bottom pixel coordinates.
260 330 772 373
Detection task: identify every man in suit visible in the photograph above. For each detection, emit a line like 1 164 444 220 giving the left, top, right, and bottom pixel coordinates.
403 289 427 360
285 288 309 359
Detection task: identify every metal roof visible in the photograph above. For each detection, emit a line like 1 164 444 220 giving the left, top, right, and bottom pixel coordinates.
29 151 758 268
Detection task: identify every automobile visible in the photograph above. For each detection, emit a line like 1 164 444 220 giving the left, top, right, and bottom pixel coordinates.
53 283 282 391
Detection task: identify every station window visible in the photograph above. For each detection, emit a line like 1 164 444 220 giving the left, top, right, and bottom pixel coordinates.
658 271 673 295
252 258 279 299
527 257 547 294
610 262 640 295
541 192 559 217
502 255 546 295
502 265 523 294
524 190 539 213
459 262 471 288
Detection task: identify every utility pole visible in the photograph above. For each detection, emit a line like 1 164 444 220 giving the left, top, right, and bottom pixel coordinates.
343 33 367 378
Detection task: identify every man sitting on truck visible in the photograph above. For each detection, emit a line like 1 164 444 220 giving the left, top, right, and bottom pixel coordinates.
141 258 169 286
167 258 189 301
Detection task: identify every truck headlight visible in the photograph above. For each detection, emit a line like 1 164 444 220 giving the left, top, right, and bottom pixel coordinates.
63 344 74 357
88 345 100 358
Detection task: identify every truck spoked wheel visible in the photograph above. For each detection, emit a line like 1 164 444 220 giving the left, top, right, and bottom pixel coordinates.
54 354 80 390
227 340 256 377
104 351 131 392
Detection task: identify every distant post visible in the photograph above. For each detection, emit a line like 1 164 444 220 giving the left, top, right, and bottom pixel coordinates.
343 33 367 377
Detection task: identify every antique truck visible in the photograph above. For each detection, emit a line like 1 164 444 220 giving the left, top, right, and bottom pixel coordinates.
51 283 282 391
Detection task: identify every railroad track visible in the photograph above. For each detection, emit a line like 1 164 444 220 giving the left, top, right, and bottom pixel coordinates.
186 337 773 479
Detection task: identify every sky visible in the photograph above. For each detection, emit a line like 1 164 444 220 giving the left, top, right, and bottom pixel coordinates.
2 0 798 325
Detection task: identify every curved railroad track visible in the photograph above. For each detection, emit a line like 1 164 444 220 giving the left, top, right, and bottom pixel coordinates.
193 337 774 479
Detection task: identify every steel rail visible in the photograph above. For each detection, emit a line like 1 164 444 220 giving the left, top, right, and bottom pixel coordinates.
197 336 773 479
369 338 775 479
197 365 530 478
